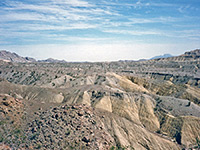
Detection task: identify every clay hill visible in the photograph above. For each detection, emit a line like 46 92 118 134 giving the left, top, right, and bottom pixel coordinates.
0 49 200 150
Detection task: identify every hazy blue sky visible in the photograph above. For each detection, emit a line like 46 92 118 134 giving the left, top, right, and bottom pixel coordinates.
0 0 200 61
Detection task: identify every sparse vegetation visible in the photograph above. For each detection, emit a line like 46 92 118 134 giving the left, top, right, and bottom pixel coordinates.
195 137 200 149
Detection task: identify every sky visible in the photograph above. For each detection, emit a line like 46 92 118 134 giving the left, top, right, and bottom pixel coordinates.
0 0 200 61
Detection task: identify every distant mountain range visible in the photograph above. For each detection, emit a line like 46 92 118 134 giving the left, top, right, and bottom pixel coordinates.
38 58 67 63
0 50 66 63
149 49 200 60
150 54 173 60
120 49 200 62
119 54 173 62
1 49 200 63
0 50 37 63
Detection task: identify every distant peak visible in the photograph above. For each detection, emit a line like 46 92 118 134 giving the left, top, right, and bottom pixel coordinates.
0 50 36 63
38 58 67 63
150 54 173 60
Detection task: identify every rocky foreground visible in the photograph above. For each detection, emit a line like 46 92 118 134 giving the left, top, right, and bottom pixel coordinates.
0 94 181 150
